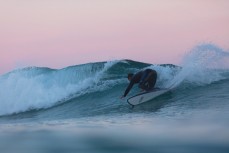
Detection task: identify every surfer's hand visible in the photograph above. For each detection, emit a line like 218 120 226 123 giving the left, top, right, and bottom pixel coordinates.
120 95 125 99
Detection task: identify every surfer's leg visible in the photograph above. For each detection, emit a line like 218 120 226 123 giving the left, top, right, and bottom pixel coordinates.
145 70 157 91
139 82 148 91
139 69 149 83
139 75 153 91
139 69 157 91
139 70 149 90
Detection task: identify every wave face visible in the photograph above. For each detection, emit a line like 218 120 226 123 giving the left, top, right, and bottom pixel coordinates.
0 43 229 118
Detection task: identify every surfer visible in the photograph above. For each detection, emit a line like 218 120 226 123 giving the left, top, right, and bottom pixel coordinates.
121 69 157 98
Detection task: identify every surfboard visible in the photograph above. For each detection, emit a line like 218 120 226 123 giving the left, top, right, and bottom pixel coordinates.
127 88 170 106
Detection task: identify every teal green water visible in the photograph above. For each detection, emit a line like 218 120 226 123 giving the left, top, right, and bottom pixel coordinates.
0 44 229 153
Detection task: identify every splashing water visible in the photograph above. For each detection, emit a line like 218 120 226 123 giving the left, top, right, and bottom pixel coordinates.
167 44 229 88
0 44 228 116
0 61 119 116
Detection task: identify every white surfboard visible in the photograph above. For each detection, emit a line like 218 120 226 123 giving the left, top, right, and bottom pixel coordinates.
127 88 170 106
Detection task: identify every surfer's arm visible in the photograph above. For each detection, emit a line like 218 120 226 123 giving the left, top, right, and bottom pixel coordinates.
123 81 134 97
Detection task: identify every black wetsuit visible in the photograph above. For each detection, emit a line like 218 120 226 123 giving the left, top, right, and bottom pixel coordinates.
123 69 157 97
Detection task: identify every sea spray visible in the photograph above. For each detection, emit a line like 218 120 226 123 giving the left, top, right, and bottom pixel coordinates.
0 61 119 116
0 44 228 116
166 43 229 87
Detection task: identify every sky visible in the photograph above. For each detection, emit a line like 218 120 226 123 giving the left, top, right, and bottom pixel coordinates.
0 0 229 74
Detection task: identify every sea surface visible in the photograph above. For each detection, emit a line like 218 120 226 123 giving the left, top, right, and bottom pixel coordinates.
0 44 229 153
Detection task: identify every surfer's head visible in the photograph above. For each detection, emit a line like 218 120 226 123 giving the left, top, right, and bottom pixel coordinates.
127 73 134 81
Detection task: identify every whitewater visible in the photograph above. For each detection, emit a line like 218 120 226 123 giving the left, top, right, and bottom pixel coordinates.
0 43 229 153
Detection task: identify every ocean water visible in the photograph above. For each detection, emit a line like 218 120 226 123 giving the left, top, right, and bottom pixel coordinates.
0 44 229 153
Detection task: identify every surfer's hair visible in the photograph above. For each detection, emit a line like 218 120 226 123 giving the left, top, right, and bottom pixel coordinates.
127 73 134 79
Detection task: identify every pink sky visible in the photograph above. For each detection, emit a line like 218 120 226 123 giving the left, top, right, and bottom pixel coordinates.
0 0 229 74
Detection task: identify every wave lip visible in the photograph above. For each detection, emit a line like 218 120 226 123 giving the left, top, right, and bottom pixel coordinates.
0 61 119 116
0 43 229 117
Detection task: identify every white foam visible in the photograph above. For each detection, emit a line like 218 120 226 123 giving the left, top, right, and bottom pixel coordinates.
0 61 119 116
149 44 229 89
